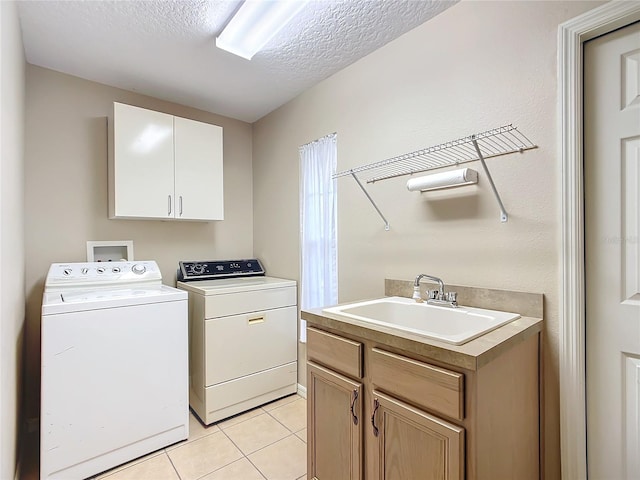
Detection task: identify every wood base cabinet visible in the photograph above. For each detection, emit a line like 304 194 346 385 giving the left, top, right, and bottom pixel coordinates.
308 363 362 480
306 325 540 480
371 391 464 480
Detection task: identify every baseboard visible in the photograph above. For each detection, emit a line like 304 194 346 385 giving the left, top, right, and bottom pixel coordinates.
14 456 21 480
14 423 23 480
297 383 307 399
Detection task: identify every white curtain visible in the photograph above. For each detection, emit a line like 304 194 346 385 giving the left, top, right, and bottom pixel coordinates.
299 133 338 343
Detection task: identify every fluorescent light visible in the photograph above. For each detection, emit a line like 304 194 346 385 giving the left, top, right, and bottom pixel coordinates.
216 0 308 60
406 168 479 192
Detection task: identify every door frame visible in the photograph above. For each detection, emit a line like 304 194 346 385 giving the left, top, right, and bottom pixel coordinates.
559 2 640 479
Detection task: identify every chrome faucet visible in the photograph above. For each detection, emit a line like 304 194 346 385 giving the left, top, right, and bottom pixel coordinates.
413 273 458 308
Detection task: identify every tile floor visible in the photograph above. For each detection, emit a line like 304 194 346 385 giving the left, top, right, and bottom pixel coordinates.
25 394 307 480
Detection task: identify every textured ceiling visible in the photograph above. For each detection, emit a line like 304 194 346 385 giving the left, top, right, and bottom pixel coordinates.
17 0 457 123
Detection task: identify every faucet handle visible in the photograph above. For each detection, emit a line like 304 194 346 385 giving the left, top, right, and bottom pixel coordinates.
445 291 458 303
428 289 438 300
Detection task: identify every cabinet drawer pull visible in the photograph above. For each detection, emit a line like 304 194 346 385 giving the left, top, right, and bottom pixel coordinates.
247 315 265 325
179 195 183 216
371 398 380 436
168 195 172 215
350 389 359 425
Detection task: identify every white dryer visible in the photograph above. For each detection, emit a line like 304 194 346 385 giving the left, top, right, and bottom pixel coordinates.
177 259 298 425
41 261 188 480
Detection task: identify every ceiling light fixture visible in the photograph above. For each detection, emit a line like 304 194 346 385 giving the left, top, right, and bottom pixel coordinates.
216 0 308 60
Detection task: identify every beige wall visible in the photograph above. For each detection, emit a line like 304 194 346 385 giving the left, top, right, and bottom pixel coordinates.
23 65 254 418
0 1 25 478
253 1 603 478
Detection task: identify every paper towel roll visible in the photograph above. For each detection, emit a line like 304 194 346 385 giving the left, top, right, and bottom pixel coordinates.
406 168 478 192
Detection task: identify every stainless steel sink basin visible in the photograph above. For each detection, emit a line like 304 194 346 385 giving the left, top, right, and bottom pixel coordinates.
323 296 520 345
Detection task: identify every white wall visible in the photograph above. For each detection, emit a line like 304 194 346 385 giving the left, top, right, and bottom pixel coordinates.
0 1 25 478
252 1 603 479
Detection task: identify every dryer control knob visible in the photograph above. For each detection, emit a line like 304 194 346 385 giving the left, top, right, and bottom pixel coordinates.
191 264 205 275
132 264 146 275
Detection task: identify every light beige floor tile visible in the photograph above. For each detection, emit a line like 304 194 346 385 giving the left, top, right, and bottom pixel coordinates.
262 394 300 411
222 413 291 455
269 397 307 432
217 406 265 428
95 449 165 478
295 428 307 443
249 434 307 480
189 410 221 437
296 476 307 480
167 411 220 451
167 430 243 480
98 452 178 480
199 457 266 480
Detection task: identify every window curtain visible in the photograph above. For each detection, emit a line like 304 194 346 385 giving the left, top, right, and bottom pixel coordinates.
299 133 338 343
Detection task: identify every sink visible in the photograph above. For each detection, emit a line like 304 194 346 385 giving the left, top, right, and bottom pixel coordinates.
322 296 520 345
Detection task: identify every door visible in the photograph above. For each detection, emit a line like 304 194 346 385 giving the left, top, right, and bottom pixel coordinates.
112 102 175 218
370 391 464 480
585 21 640 479
307 362 362 480
174 116 224 220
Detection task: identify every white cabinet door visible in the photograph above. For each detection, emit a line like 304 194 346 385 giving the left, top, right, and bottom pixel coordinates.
110 103 175 219
174 116 224 220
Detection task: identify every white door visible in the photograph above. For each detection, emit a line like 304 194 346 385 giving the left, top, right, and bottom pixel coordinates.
585 21 640 480
174 116 224 220
112 103 175 218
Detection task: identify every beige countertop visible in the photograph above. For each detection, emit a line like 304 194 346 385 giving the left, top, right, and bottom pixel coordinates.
302 280 543 371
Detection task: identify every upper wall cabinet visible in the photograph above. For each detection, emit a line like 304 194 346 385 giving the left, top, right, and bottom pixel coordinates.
108 102 224 221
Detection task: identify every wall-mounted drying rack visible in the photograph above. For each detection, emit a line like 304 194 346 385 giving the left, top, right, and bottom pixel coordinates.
333 124 537 228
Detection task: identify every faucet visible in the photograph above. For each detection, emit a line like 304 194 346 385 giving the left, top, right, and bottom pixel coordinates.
413 274 458 308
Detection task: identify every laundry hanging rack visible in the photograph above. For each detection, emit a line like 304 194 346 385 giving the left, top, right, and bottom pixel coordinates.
334 124 537 229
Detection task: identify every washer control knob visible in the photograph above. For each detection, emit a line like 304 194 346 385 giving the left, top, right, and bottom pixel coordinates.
132 264 146 275
112 267 121 273
63 268 72 276
97 267 106 274
81 268 89 274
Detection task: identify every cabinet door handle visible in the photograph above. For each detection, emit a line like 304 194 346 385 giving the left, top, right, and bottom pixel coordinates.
350 389 359 425
179 196 183 216
371 398 380 436
168 195 172 215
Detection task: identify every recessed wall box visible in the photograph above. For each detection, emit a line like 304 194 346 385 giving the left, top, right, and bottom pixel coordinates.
86 240 134 262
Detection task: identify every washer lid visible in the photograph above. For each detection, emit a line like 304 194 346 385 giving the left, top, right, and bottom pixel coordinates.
42 285 187 315
176 276 296 295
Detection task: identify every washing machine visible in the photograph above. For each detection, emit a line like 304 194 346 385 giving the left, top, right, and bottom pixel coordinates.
40 261 189 480
177 259 298 425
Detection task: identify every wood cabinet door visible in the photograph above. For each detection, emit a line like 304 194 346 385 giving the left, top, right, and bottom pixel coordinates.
174 116 223 220
111 102 175 219
370 390 464 480
308 362 362 480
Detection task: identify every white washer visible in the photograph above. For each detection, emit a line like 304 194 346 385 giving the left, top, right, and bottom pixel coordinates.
41 261 189 480
176 259 297 425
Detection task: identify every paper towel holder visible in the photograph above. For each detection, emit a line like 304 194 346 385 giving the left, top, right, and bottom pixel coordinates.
407 168 478 192
332 124 535 224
